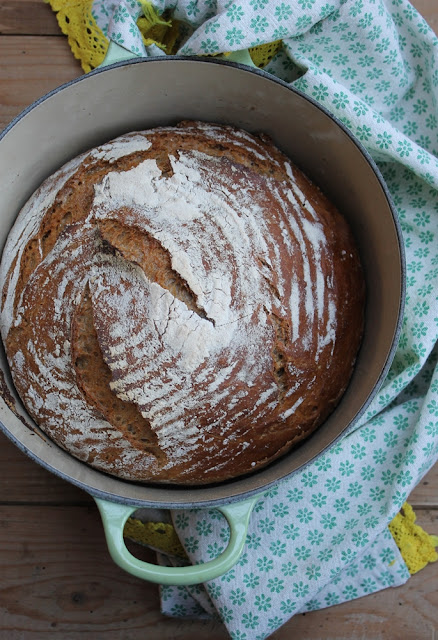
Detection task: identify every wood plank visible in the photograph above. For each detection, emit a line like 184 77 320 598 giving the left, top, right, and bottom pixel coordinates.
0 505 436 639
409 464 438 508
0 434 92 505
0 0 60 35
0 35 82 131
0 504 228 639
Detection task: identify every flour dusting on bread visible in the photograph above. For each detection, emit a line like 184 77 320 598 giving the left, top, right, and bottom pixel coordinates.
0 122 365 484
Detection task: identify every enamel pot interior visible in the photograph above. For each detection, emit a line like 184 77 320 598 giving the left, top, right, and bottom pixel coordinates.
0 57 404 508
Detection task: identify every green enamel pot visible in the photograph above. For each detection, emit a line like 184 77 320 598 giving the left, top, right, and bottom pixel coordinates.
0 43 405 585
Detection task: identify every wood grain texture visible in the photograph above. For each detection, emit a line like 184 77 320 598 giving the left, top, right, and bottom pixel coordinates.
0 505 227 639
0 36 81 131
0 0 60 35
0 435 92 505
0 1 437 638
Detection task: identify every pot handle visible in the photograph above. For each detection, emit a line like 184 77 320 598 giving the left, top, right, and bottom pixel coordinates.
100 40 257 69
94 493 260 585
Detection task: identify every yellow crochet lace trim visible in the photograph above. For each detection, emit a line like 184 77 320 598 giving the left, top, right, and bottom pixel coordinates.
388 502 438 574
249 40 283 68
44 0 108 72
123 502 438 572
46 0 282 72
137 1 183 53
124 517 187 559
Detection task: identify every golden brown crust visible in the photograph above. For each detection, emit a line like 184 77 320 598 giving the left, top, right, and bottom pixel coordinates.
0 121 365 484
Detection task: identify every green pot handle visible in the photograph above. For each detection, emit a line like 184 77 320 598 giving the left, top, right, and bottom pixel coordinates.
100 40 257 69
94 493 261 585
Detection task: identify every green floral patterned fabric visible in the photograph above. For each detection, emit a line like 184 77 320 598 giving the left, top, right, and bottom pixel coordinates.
91 0 438 637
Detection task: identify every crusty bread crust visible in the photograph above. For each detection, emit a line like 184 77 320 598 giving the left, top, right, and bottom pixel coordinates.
0 122 365 484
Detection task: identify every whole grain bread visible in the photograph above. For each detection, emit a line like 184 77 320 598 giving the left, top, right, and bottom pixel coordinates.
0 121 365 484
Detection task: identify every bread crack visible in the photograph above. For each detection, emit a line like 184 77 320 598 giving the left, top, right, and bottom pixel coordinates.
265 308 291 398
71 284 165 460
96 217 214 325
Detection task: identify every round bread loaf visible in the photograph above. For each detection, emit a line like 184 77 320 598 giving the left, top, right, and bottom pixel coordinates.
0 121 364 485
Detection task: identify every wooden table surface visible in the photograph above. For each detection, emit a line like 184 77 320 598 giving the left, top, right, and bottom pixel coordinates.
1 1 437 638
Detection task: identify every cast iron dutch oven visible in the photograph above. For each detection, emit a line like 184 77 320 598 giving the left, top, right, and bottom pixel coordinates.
0 44 405 585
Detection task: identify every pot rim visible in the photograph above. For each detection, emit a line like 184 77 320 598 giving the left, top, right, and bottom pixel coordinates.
0 55 406 509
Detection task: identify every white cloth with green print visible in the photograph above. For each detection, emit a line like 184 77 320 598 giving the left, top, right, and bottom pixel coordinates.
91 0 438 637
